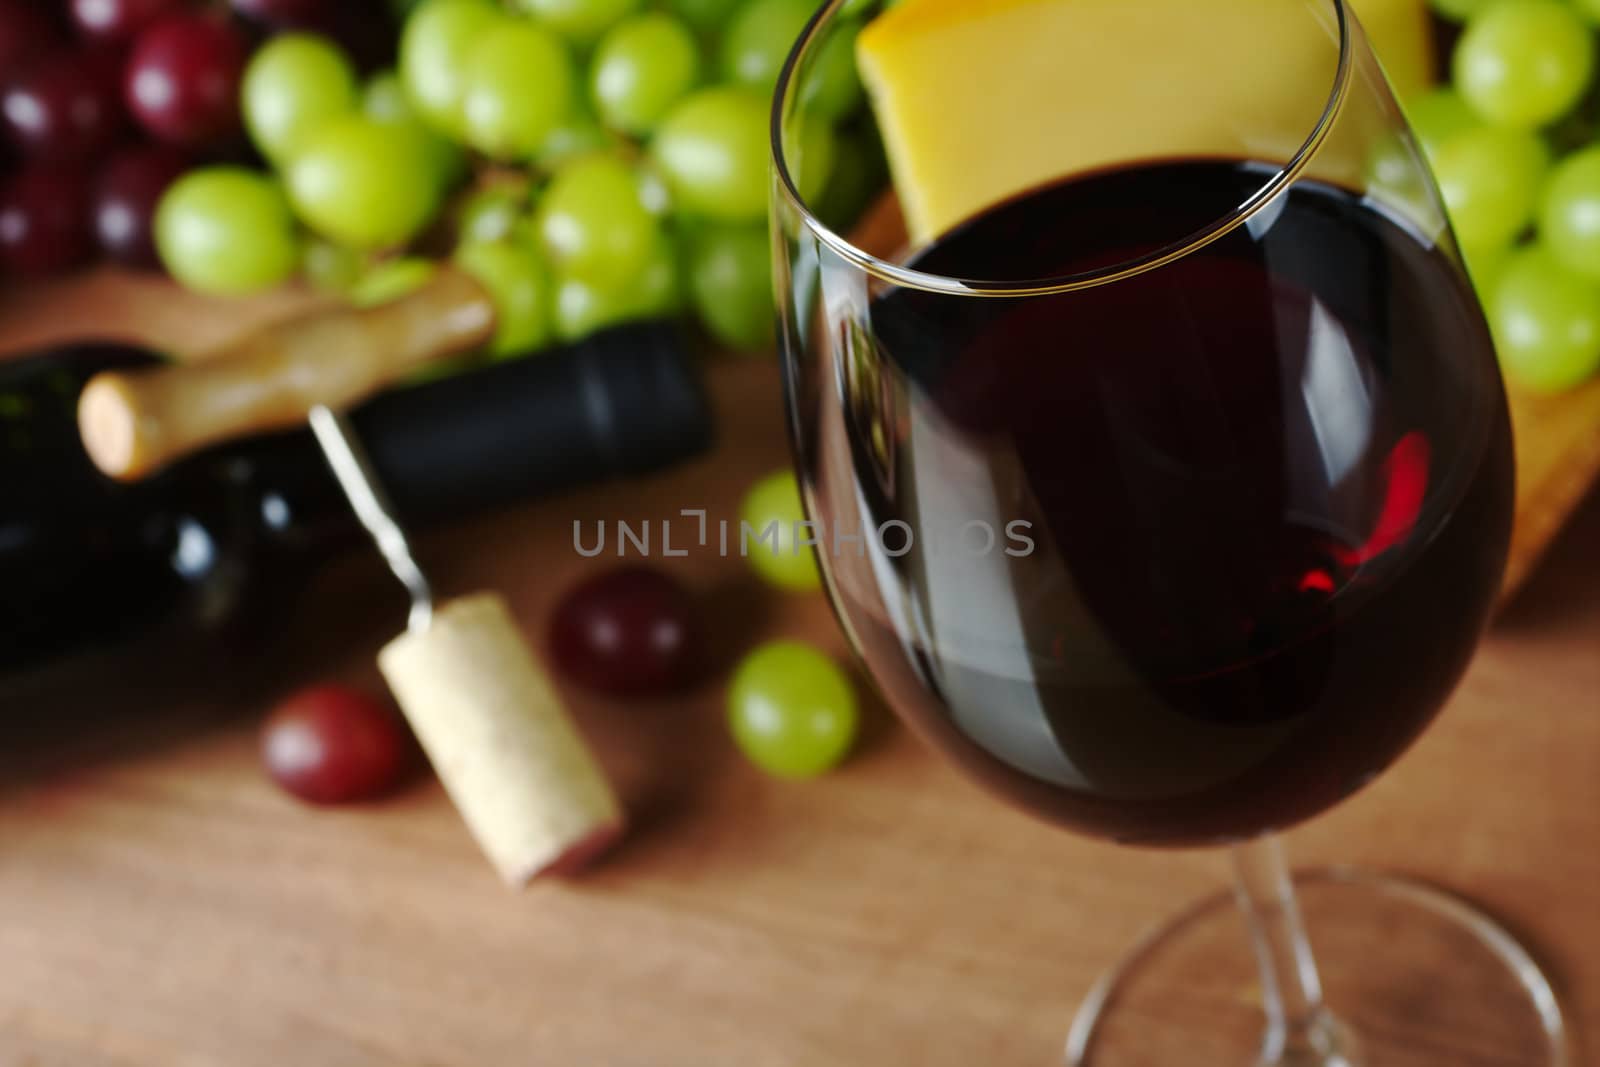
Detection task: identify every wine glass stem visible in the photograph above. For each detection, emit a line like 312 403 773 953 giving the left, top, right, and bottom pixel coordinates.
1231 837 1361 1067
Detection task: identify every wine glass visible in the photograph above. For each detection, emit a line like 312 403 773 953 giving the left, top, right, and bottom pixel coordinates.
770 1 1569 1063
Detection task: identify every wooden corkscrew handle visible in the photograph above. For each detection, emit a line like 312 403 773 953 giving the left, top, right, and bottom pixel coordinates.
77 267 497 481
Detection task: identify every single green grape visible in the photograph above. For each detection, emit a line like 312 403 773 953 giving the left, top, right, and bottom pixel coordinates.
364 70 469 192
667 0 741 30
510 0 642 44
242 33 358 165
1490 245 1600 392
460 20 578 160
727 641 858 780
458 184 529 245
740 469 822 591
1539 146 1600 282
1453 0 1593 128
349 256 437 308
1431 125 1547 252
652 87 771 221
1403 87 1481 159
155 168 301 296
799 21 864 120
302 238 365 293
456 239 555 357
286 114 442 250
720 0 813 92
536 155 658 288
687 223 772 350
398 0 504 136
590 13 700 135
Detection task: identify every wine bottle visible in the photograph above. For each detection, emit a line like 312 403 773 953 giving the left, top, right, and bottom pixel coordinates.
0 323 712 677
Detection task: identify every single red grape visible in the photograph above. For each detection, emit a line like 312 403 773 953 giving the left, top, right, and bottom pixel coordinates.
125 13 249 146
549 567 705 698
0 0 66 77
2 49 130 164
71 0 185 42
94 142 190 267
260 685 415 805
0 166 94 275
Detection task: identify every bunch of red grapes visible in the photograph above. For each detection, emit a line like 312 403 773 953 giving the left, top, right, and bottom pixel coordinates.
0 0 398 277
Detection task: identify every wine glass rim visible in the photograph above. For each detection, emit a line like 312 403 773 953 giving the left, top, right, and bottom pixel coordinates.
770 0 1355 297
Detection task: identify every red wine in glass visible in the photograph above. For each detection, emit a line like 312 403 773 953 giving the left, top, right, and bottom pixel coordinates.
819 158 1513 846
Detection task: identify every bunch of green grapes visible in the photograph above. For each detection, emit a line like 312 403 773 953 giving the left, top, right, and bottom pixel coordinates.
1417 0 1600 392
154 0 886 359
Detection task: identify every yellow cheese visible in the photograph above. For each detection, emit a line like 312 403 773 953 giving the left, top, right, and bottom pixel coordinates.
857 0 1435 242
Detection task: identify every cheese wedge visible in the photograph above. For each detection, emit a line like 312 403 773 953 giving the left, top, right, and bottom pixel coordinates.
857 0 1434 241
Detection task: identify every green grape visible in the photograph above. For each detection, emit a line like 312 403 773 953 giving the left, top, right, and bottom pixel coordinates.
349 257 437 308
536 155 658 288
242 34 358 165
302 238 365 292
687 223 772 350
651 87 771 221
511 0 642 44
364 71 468 192
800 21 864 120
1453 0 1593 128
1540 146 1600 282
668 0 741 32
1431 126 1547 251
720 0 813 92
740 469 822 591
460 21 578 160
1574 0 1600 25
1430 0 1512 21
458 184 529 245
456 240 555 357
590 13 700 135
398 0 504 135
155 168 300 296
727 641 857 780
1402 87 1480 159
286 115 442 250
1489 245 1600 392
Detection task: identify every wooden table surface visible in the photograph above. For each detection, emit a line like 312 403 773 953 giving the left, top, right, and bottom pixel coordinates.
0 273 1597 1066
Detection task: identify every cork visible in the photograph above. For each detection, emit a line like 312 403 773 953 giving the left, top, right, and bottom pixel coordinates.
378 594 624 886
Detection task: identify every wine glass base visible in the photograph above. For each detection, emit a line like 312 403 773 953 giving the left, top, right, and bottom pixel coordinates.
1065 866 1568 1067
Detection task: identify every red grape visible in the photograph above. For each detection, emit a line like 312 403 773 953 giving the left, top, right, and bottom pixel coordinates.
0 0 66 77
0 166 94 275
94 143 190 267
549 567 705 698
125 13 249 146
2 50 130 164
71 0 185 42
260 685 415 805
